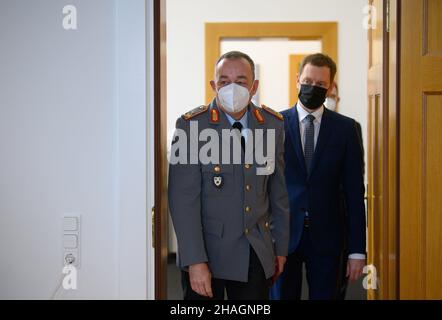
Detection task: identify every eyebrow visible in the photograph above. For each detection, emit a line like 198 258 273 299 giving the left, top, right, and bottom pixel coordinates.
302 77 326 85
218 75 248 80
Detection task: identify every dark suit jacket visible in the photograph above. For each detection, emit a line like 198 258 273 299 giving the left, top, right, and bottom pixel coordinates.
281 106 366 256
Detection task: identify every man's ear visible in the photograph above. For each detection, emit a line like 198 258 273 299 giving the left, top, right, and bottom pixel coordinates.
210 80 217 93
326 84 334 96
296 73 301 90
250 79 259 96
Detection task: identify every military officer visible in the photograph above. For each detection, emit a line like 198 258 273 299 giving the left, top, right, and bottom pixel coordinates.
168 51 290 300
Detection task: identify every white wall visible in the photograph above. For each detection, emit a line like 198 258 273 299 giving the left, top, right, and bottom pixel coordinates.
0 0 152 299
117 0 153 300
167 0 368 160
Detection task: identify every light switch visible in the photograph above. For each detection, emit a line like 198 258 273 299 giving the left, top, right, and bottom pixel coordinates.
63 215 81 268
63 234 78 249
63 217 78 231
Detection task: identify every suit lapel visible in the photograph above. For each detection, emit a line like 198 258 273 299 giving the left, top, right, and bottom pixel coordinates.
287 106 308 177
309 108 332 177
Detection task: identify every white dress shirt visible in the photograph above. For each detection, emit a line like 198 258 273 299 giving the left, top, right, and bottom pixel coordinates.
225 108 249 143
297 103 324 152
296 103 365 260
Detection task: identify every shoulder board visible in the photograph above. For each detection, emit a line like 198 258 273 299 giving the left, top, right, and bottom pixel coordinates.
182 105 209 120
261 104 284 121
253 108 265 124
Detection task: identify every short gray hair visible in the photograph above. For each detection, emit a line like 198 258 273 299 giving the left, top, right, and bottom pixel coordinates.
215 51 256 80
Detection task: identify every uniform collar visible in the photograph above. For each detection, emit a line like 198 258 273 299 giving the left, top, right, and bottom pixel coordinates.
224 108 249 129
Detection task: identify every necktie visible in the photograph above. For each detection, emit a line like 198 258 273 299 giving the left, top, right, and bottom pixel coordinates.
304 114 315 174
232 121 245 152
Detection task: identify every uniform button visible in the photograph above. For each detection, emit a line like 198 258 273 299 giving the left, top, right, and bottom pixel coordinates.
245 228 249 235
246 185 251 191
265 222 269 228
245 206 251 213
245 164 251 169
214 165 221 173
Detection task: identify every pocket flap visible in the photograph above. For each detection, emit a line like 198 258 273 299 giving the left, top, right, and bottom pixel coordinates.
203 218 224 238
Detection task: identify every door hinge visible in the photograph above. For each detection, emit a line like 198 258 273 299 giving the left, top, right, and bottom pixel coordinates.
386 0 391 33
151 206 155 248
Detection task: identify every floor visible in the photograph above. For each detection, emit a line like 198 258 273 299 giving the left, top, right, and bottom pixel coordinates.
167 254 366 300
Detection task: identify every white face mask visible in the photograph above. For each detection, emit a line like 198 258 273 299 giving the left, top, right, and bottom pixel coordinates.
217 83 250 113
324 97 337 111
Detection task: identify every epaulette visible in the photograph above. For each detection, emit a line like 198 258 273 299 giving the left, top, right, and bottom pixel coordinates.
182 105 209 120
261 104 284 121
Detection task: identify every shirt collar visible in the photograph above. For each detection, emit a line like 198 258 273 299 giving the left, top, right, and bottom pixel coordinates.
296 102 324 124
224 107 249 129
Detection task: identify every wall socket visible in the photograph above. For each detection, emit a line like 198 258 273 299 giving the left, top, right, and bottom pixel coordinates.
63 251 79 266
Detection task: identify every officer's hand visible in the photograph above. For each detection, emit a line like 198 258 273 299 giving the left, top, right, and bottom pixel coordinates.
346 258 365 282
270 256 287 285
189 263 213 298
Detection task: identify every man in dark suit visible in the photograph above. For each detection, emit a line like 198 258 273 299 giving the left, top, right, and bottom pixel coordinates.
270 53 366 300
325 81 366 299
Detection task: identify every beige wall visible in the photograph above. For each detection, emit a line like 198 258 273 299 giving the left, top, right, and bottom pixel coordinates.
167 0 368 159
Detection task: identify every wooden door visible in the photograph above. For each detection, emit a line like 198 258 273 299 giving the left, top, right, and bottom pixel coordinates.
367 0 387 300
400 0 442 299
367 0 399 300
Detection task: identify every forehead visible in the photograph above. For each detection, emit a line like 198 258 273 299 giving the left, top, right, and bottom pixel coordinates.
300 63 331 81
216 58 253 77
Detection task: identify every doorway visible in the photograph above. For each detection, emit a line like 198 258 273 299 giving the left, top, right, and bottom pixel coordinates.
161 0 370 300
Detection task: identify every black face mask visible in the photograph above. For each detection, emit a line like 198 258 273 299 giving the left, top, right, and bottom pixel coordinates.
298 84 328 110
